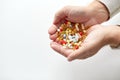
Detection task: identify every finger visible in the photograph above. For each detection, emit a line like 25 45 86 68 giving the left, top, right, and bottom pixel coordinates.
48 25 58 35
53 6 70 24
50 41 73 57
67 43 88 61
49 33 57 41
79 52 93 59
48 22 64 35
84 18 98 27
68 41 101 61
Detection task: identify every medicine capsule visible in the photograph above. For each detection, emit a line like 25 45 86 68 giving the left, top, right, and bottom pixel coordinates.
56 21 87 50
74 45 79 50
60 40 67 45
79 32 83 36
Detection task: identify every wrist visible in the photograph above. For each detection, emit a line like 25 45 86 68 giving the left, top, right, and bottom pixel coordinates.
106 26 120 47
88 0 109 22
96 0 110 20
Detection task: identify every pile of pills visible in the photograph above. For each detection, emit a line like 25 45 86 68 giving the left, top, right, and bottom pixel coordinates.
56 21 87 50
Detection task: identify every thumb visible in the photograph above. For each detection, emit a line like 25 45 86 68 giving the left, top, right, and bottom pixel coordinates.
67 45 88 61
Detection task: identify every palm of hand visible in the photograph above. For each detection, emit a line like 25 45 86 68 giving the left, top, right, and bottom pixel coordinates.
50 25 107 61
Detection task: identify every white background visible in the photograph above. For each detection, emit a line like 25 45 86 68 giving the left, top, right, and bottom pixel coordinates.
0 0 120 80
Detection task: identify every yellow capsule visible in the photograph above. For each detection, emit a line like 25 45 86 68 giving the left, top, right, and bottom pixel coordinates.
83 30 86 33
68 29 72 33
78 41 82 45
57 21 88 50
75 23 79 31
81 24 85 30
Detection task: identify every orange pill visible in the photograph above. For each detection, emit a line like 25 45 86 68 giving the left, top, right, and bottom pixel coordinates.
60 40 67 45
56 21 88 50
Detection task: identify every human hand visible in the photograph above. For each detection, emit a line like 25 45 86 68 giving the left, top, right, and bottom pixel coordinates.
53 1 109 26
48 0 109 41
50 25 120 61
48 0 111 61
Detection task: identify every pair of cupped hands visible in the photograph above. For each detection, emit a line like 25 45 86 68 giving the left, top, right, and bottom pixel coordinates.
48 1 120 61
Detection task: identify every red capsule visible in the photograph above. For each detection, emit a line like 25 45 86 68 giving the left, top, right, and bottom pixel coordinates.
74 45 79 49
60 40 67 45
64 20 69 24
60 28 63 32
79 32 83 36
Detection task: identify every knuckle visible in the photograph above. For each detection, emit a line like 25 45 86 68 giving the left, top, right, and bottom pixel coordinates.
55 13 60 18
